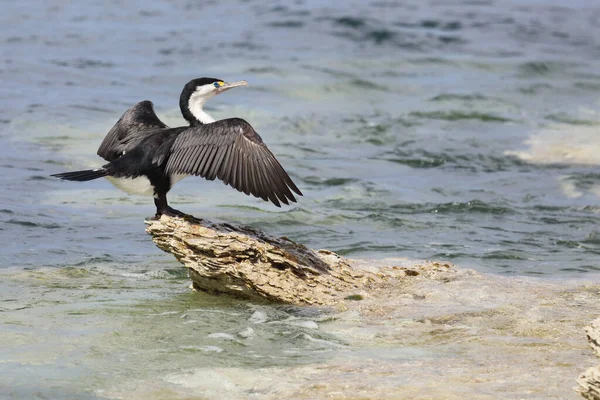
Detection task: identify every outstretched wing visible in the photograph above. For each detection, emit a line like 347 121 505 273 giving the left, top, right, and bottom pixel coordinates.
97 100 168 161
163 118 302 207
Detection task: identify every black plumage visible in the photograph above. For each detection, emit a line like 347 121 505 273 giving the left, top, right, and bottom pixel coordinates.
163 118 300 206
52 78 302 217
97 100 168 162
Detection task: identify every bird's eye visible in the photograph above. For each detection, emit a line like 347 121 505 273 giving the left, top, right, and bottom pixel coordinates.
213 82 219 88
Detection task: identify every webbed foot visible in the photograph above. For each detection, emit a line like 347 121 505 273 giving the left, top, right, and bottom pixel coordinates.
154 206 187 219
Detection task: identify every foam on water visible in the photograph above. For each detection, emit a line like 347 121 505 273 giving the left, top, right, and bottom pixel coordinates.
507 121 600 166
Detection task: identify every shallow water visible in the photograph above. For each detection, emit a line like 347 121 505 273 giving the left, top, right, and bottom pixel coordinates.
1 0 600 398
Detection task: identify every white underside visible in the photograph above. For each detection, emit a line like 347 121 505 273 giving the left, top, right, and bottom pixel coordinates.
105 174 190 197
105 176 155 196
170 173 189 185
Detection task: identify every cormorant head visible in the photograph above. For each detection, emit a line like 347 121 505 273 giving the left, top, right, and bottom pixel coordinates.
180 77 248 125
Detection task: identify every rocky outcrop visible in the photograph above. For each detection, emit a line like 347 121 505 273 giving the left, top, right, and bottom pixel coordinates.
145 215 451 306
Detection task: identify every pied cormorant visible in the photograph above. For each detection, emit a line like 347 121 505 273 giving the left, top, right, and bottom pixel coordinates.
51 78 302 217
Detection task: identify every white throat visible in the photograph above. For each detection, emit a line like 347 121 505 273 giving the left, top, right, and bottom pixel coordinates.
188 94 216 124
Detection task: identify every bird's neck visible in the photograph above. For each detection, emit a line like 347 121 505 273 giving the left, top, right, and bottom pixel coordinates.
185 96 216 126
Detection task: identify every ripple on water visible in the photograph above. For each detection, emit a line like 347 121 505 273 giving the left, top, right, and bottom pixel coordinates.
516 61 576 77
320 196 514 220
329 16 407 47
335 243 405 256
559 265 600 273
26 175 52 181
544 113 600 126
49 58 115 69
72 256 115 266
410 110 513 123
573 81 600 91
268 20 304 28
5 219 61 229
346 120 399 146
396 200 513 215
329 13 470 50
481 250 531 261
333 16 367 29
429 93 488 102
377 153 447 169
244 66 286 76
302 176 359 186
581 231 600 245
562 172 600 192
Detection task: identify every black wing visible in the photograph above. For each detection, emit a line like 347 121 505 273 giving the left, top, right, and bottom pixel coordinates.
163 118 302 207
97 100 169 162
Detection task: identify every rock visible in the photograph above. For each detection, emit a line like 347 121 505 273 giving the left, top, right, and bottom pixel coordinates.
576 318 600 400
237 327 255 339
145 215 448 306
586 318 600 358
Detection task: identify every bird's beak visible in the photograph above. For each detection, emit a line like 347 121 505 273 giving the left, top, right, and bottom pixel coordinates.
216 80 248 94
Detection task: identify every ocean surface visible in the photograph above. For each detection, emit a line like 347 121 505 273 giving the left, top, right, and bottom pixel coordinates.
1 0 600 398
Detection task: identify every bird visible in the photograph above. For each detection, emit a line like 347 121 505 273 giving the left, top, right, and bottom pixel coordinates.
51 77 302 218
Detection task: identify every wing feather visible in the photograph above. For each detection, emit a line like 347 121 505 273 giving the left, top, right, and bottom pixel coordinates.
172 147 189 175
269 153 302 196
175 148 189 174
241 150 252 196
231 147 242 190
164 118 302 206
208 145 227 181
229 147 241 192
199 145 217 179
220 145 233 184
247 150 264 201
257 149 282 200
262 151 296 203
190 145 208 175
256 157 277 205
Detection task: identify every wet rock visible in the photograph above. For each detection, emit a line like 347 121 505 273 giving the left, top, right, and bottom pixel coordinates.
237 327 254 339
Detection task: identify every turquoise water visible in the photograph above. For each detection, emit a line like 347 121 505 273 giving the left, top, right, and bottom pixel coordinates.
1 1 600 398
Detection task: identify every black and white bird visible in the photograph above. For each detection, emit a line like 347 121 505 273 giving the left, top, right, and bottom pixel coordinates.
51 78 302 217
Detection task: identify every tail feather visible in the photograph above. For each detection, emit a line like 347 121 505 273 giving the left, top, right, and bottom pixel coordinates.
51 169 107 182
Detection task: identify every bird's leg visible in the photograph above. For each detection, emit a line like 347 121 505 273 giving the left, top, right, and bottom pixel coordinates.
154 192 186 218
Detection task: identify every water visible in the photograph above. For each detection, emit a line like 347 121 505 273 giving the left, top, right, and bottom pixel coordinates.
1 0 600 398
